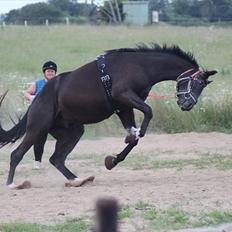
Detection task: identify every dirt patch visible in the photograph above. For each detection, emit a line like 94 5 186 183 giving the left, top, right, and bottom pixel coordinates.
1 132 232 230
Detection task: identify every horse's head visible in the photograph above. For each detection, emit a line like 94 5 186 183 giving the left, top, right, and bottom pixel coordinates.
176 69 217 111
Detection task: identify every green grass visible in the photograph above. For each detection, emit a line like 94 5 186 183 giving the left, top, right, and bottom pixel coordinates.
122 153 232 171
119 205 134 220
66 150 232 171
2 207 232 232
131 202 232 231
149 208 232 230
148 208 189 230
0 217 89 232
147 95 232 133
0 25 232 133
1 25 231 74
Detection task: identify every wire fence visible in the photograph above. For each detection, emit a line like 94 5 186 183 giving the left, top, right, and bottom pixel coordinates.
1 18 232 28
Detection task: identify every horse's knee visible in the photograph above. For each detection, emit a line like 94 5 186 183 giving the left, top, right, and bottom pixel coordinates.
147 108 153 119
140 107 153 137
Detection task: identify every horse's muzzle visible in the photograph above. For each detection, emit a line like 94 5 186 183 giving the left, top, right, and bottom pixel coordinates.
177 99 194 111
181 106 192 111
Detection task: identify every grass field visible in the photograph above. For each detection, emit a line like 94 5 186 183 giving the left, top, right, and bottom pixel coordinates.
0 24 232 133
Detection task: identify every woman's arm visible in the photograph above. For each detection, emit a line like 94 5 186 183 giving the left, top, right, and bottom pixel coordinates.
24 82 36 102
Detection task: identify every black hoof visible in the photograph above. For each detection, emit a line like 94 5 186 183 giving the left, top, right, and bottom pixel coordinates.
105 156 117 170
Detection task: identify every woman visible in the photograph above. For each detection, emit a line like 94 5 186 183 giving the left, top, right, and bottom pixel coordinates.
24 60 57 169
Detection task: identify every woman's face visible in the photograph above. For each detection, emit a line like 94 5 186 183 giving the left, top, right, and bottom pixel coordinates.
44 69 56 81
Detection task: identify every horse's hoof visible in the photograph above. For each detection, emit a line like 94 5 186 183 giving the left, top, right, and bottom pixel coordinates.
7 182 17 189
8 181 32 190
65 175 95 187
105 156 117 170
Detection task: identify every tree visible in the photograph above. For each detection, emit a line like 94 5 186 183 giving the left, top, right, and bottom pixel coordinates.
210 0 232 21
149 0 170 21
48 0 97 22
98 0 123 24
172 0 193 16
171 0 232 22
5 10 20 24
48 0 79 16
5 3 63 24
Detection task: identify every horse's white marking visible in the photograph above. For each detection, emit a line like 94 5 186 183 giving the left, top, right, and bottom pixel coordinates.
72 177 85 186
130 126 141 140
65 176 95 187
7 183 16 189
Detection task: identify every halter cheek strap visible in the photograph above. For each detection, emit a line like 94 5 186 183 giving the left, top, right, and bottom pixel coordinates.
177 69 203 81
176 68 194 81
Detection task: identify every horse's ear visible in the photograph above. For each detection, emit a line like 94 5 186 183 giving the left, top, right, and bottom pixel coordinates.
205 70 217 77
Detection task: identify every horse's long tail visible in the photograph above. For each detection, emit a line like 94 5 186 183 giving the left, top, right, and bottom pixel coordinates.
0 92 28 148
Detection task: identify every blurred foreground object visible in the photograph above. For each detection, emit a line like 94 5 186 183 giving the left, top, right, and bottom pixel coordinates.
95 198 118 232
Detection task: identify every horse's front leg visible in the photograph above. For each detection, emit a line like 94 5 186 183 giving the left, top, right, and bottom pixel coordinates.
105 109 139 170
105 140 138 170
115 90 153 138
115 109 138 143
105 91 153 170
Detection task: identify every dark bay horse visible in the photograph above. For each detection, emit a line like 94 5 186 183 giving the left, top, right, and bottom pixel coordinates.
0 44 217 188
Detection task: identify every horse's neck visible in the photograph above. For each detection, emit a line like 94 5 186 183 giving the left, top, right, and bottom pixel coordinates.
141 54 195 85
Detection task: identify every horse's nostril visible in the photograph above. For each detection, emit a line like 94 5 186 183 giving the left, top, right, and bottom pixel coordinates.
179 100 194 111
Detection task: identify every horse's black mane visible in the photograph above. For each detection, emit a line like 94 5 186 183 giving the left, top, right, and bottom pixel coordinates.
106 43 198 67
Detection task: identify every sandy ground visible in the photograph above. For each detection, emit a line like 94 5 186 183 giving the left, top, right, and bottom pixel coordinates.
1 132 232 231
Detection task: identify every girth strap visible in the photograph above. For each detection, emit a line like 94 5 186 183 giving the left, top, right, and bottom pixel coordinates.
96 54 119 113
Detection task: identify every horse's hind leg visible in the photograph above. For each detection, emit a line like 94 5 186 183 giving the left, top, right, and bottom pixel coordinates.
105 109 139 170
49 123 85 180
7 134 36 186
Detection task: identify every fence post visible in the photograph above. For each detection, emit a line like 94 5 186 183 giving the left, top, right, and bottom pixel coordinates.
66 17 69 26
1 21 6 29
95 198 118 232
45 19 49 26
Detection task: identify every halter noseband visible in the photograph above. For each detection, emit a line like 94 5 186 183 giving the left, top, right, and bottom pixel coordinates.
176 69 203 104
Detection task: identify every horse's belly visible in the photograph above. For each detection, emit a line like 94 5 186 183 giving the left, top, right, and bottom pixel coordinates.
78 111 112 124
61 105 113 124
